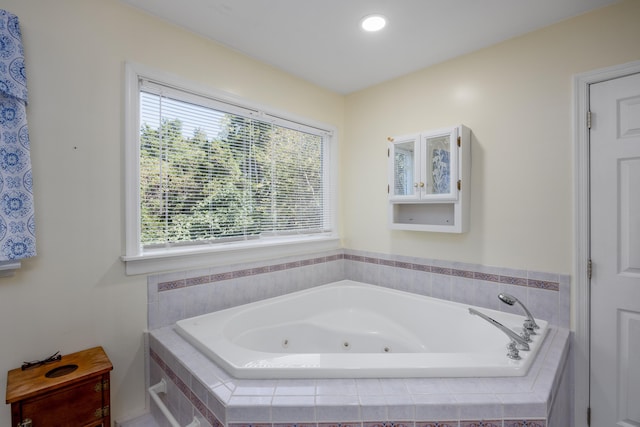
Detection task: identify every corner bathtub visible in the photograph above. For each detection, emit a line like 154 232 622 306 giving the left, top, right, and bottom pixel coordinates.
175 280 548 379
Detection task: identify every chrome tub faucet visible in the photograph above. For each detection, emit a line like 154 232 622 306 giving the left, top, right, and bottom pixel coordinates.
468 308 529 360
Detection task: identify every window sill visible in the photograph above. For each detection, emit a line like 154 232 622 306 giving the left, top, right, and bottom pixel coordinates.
122 235 341 276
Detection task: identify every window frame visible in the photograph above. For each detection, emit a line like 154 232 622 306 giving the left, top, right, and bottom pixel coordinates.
122 63 339 275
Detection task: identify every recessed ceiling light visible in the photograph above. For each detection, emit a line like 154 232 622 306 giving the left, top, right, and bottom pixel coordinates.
361 14 387 32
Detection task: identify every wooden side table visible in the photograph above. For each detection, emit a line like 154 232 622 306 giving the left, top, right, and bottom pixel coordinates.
6 346 113 427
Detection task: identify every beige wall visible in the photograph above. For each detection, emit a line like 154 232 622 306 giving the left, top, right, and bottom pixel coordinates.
0 0 344 423
344 0 640 274
0 0 639 424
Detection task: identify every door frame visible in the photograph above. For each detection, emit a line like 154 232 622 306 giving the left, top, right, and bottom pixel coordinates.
573 59 640 427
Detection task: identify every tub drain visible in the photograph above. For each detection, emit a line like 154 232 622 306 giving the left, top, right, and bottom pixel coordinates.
342 341 351 350
282 339 289 348
382 346 391 353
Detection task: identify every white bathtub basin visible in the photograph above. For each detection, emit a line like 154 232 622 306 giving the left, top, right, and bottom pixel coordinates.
175 280 548 378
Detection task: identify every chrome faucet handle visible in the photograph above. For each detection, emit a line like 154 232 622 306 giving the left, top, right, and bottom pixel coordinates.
524 318 539 334
506 341 521 360
520 328 532 343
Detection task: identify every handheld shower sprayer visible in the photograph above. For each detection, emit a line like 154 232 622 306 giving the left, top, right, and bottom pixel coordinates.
498 293 539 334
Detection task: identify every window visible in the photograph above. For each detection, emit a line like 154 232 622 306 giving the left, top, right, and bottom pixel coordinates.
123 64 338 274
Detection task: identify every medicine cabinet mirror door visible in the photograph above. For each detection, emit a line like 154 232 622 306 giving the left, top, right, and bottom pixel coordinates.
388 134 420 201
421 128 459 201
388 128 459 203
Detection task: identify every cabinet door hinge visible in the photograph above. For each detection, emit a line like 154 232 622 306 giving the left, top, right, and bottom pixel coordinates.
94 405 110 419
94 379 109 392
457 180 461 191
457 135 461 147
587 259 592 279
587 406 591 426
587 111 592 129
387 184 389 194
387 147 390 157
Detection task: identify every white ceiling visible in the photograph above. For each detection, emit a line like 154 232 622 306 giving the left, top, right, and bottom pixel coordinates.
120 0 619 94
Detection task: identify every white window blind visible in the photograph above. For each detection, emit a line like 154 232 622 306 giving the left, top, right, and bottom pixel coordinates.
138 79 333 250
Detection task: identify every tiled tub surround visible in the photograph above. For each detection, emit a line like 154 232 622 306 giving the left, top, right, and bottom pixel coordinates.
147 250 570 331
143 249 572 426
148 324 571 427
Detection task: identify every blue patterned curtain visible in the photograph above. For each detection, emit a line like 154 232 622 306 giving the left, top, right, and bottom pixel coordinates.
0 10 35 261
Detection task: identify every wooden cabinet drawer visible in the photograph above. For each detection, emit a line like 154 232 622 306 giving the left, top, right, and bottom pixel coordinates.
20 376 107 426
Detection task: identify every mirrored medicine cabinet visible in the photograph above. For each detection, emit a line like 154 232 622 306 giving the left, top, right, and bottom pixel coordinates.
387 124 471 233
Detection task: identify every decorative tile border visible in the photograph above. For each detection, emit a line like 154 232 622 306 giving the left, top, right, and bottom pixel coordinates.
157 254 344 292
228 424 474 427
156 251 560 293
363 423 413 427
415 423 457 427
460 421 502 427
504 421 546 427
343 254 560 292
229 425 359 427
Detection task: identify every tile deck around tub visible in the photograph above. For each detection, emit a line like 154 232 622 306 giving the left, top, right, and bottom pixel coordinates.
147 325 570 427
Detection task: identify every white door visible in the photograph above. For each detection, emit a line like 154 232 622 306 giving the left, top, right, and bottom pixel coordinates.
590 72 640 427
